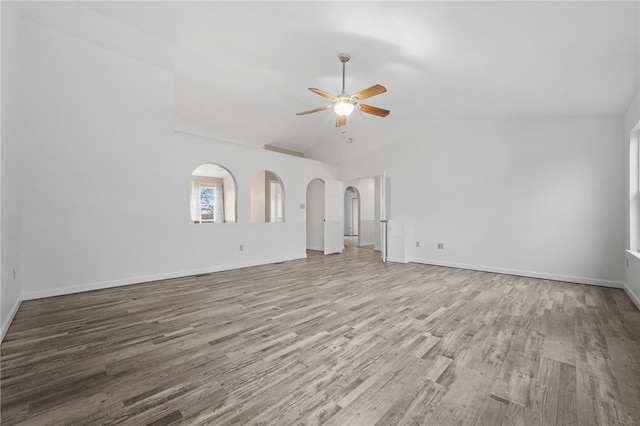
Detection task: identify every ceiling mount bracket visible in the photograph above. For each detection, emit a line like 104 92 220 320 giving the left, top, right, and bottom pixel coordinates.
338 54 350 63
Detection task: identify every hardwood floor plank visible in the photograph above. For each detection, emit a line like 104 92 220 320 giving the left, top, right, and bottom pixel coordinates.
557 361 578 425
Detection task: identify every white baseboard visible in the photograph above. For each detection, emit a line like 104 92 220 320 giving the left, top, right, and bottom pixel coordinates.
624 284 640 310
387 257 409 264
1 297 22 343
411 257 623 289
22 255 307 300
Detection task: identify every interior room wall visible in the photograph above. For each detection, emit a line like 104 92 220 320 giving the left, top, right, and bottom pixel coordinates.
1 2 23 340
306 179 324 251
15 17 336 301
338 117 625 287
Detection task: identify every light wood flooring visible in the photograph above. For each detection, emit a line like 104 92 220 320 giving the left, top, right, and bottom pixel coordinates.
2 243 640 425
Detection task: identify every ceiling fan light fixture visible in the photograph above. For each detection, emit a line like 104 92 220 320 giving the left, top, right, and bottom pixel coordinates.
333 100 355 116
296 53 389 127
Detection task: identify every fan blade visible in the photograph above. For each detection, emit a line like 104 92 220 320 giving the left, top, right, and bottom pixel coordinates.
359 104 390 117
352 84 386 101
308 88 337 100
296 105 330 115
336 115 347 127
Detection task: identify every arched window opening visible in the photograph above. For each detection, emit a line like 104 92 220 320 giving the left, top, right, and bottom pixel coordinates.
251 171 285 223
190 163 237 223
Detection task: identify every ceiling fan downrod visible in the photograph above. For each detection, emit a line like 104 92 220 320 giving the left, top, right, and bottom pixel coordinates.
338 54 350 94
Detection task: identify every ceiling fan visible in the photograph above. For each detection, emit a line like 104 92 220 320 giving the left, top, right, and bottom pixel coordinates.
296 54 390 127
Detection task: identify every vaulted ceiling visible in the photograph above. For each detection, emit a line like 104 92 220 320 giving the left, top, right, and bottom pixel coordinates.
19 1 640 158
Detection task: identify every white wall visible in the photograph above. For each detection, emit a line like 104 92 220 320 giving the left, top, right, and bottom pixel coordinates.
306 179 324 251
15 18 336 300
339 118 625 287
1 2 23 340
624 90 640 309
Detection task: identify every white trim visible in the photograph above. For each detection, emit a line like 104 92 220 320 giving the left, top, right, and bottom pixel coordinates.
387 257 409 264
1 297 22 343
21 255 307 301
624 286 640 310
626 249 640 260
410 257 623 289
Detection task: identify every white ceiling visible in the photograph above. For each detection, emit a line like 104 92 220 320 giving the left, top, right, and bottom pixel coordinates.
20 1 640 157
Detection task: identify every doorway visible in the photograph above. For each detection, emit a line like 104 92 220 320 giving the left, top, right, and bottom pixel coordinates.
344 186 360 247
305 178 344 254
305 177 385 256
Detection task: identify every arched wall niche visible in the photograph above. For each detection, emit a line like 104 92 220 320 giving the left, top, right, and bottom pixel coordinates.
251 170 285 223
189 163 237 223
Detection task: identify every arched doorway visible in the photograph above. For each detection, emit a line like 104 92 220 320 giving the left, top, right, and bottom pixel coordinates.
306 179 324 251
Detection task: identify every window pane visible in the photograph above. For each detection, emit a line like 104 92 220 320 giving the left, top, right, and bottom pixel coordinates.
200 187 215 205
200 187 215 221
201 205 214 220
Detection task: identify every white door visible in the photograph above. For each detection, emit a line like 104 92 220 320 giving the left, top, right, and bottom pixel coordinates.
324 178 344 255
380 174 390 262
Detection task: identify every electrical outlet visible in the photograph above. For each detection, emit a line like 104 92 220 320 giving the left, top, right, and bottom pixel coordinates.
415 241 420 247
239 245 244 251
437 243 444 250
12 269 16 281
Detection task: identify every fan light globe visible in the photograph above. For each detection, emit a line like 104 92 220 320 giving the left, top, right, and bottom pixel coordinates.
334 101 355 116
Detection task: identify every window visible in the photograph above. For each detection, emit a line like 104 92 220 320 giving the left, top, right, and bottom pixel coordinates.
190 164 237 223
199 186 215 221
